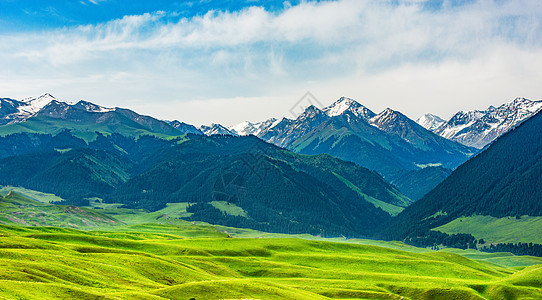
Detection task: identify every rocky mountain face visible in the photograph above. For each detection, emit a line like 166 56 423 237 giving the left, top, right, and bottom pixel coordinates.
199 123 238 136
416 114 445 131
0 93 61 124
167 120 203 135
229 118 278 136
419 97 542 149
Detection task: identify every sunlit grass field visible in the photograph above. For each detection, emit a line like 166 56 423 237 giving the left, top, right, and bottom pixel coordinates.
434 215 542 244
0 223 541 299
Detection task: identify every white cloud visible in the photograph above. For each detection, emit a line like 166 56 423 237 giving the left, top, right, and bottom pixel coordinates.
1 0 541 125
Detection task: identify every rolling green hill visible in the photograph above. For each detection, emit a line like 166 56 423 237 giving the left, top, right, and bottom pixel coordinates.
0 192 121 228
0 223 540 299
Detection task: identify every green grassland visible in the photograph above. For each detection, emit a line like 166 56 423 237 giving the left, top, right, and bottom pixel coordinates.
433 215 542 244
0 192 122 228
0 223 541 299
333 172 409 216
1 190 541 299
0 186 65 203
0 116 180 142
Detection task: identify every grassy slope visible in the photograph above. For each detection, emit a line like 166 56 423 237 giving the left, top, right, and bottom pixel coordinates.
0 192 122 228
433 215 542 244
0 223 541 300
0 116 179 142
332 172 406 216
0 186 64 203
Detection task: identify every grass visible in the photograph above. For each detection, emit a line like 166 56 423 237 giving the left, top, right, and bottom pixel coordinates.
105 202 193 226
333 172 407 216
0 223 540 299
433 215 542 244
1 188 541 299
0 116 180 142
0 192 122 228
0 186 65 203
210 201 248 217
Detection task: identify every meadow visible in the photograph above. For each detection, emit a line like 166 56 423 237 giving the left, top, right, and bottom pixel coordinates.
1 189 541 299
434 215 542 244
0 222 541 299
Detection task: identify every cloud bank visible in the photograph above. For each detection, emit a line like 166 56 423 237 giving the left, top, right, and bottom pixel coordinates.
1 0 541 125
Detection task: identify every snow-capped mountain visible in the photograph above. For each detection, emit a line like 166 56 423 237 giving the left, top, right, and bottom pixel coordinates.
0 93 185 138
72 100 115 113
254 97 474 169
0 94 121 125
229 118 277 136
0 93 68 124
323 97 376 120
167 120 203 135
246 96 475 200
432 97 542 149
416 114 445 131
199 124 238 136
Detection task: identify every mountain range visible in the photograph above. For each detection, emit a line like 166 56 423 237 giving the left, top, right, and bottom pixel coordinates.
0 131 410 236
385 109 542 247
0 93 541 249
222 97 476 200
0 94 185 141
1 94 538 202
417 97 542 149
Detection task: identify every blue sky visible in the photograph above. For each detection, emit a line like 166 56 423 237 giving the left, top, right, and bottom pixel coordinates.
0 1 294 31
1 0 541 126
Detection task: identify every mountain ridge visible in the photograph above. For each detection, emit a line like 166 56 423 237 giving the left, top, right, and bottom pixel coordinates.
385 109 542 244
419 97 542 148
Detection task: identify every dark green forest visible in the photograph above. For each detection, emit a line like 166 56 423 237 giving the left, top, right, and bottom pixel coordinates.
383 110 542 247
0 131 407 237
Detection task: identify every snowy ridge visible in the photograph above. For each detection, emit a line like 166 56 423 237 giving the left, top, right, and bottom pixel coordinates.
167 120 203 135
416 114 446 131
199 123 238 136
74 100 115 113
433 97 542 148
9 93 65 122
0 93 122 125
323 97 376 120
229 118 277 136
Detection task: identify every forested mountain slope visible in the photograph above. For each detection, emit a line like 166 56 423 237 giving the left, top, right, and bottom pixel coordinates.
0 132 409 237
384 110 542 243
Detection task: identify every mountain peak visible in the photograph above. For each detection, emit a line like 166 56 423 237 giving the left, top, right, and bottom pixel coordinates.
17 93 63 118
229 118 278 136
370 108 416 134
376 108 401 120
199 123 238 136
167 120 203 135
323 97 375 120
416 113 446 131
434 97 542 148
511 97 529 104
298 105 324 120
73 100 115 113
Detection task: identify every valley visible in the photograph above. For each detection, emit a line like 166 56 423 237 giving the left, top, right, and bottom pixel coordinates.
0 93 541 299
3 0 542 298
